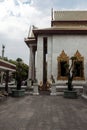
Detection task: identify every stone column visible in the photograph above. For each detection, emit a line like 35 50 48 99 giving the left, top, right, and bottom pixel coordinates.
27 45 33 87
47 37 53 80
28 45 33 80
5 70 9 92
36 37 43 84
32 48 36 81
0 71 4 85
27 45 36 87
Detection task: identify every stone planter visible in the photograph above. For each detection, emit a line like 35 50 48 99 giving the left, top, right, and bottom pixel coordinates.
12 89 25 97
64 90 78 99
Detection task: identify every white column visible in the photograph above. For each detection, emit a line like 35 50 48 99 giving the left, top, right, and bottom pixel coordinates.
32 49 36 81
47 36 53 80
28 45 33 80
36 36 43 84
27 45 36 87
1 71 4 84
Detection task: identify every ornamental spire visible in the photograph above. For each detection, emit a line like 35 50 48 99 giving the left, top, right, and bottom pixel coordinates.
51 8 53 21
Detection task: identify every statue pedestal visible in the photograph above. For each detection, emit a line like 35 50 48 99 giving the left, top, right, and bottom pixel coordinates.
50 83 56 96
33 83 39 95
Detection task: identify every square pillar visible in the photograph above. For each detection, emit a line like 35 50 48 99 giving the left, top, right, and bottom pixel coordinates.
36 37 43 84
47 36 53 80
32 49 36 81
5 70 9 92
28 45 33 80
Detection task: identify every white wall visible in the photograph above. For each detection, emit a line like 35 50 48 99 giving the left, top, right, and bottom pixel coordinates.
36 34 87 85
51 35 87 83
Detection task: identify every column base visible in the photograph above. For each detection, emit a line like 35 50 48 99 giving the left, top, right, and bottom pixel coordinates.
82 94 87 99
33 84 39 95
33 93 39 95
50 93 56 96
27 79 32 87
50 83 56 96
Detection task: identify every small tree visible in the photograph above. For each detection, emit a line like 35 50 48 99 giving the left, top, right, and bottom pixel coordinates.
16 58 22 90
65 56 77 91
16 58 28 90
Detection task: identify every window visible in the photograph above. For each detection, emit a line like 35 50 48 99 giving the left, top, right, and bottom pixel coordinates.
57 50 69 80
60 61 67 76
74 61 83 77
73 50 84 80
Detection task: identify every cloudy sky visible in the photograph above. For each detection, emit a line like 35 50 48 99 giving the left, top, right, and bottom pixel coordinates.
0 0 87 64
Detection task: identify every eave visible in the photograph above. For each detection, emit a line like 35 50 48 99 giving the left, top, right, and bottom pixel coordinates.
0 59 16 72
24 38 37 47
33 27 87 36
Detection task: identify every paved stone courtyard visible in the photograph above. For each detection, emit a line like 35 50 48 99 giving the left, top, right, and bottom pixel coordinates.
0 95 87 130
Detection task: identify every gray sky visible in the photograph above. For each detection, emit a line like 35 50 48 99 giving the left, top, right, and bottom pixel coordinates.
0 0 87 64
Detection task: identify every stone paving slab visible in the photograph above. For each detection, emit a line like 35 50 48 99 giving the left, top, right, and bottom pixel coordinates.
0 95 87 130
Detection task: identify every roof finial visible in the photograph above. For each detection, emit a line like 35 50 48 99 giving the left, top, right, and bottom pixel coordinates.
28 25 31 38
51 8 53 20
2 44 5 59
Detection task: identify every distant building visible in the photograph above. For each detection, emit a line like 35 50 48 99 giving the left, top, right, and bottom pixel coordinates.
0 59 16 91
25 10 87 87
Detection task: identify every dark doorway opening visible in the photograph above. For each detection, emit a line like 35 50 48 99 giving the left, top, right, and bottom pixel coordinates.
43 37 47 84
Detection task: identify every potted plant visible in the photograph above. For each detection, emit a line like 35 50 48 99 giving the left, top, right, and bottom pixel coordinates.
12 58 25 97
64 56 78 98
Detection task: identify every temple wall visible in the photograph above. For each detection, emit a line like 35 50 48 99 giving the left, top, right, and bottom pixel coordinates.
51 35 87 84
36 35 87 85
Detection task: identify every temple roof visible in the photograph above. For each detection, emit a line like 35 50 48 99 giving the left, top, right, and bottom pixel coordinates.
33 26 87 36
24 10 87 47
28 25 38 38
0 59 16 71
54 11 87 21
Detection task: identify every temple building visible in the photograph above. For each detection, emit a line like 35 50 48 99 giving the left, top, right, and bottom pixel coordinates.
25 10 87 88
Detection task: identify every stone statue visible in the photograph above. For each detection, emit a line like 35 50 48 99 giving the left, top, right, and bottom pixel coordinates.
66 56 77 91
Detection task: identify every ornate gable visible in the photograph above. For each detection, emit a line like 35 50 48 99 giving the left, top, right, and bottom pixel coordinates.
74 50 84 60
58 50 69 61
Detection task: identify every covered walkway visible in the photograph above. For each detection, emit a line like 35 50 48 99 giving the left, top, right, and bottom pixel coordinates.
0 59 16 92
